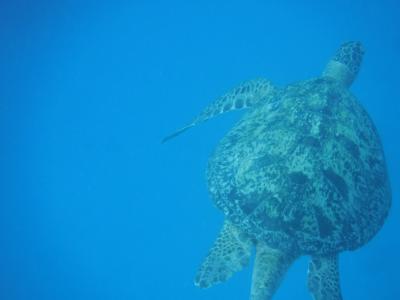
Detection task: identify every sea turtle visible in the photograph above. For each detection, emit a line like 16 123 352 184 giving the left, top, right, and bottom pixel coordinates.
163 41 391 300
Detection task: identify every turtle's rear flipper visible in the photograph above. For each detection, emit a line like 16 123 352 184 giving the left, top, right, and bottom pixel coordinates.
308 254 343 300
162 78 275 143
250 243 297 300
194 220 252 288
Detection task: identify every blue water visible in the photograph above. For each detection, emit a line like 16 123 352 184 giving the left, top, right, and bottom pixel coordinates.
1 1 399 299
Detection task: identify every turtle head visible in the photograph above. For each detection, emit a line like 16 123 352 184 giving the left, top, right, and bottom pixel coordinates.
322 41 364 87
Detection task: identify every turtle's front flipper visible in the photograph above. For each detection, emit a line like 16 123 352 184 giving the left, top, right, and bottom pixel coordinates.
250 242 297 300
308 254 343 300
194 220 253 288
162 78 275 143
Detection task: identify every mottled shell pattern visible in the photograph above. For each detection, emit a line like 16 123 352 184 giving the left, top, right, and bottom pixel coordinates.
207 77 391 255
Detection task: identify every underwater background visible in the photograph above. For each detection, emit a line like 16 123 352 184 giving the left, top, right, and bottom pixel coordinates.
1 1 399 299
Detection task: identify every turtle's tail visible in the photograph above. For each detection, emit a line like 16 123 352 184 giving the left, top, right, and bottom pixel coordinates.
308 253 343 300
250 242 297 300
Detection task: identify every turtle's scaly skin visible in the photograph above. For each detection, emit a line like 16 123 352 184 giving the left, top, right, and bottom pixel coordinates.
207 77 391 255
323 41 364 86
